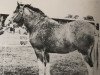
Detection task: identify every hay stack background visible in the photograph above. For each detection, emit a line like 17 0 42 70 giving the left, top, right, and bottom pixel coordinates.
50 51 88 75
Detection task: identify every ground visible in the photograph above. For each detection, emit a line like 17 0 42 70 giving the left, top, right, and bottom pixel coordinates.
0 32 99 75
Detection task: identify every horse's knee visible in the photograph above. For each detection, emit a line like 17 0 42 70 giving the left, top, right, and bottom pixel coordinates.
34 49 44 62
36 53 44 62
34 49 50 66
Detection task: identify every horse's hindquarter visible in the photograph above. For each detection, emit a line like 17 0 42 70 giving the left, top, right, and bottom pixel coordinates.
67 21 95 54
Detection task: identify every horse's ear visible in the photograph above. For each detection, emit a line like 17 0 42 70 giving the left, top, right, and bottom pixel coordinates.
17 1 20 6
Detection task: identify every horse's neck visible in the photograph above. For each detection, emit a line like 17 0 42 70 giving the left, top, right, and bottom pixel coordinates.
23 10 45 32
23 8 60 34
27 17 51 33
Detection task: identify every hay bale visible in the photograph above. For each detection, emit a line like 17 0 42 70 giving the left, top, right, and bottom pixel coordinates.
0 46 39 75
50 51 88 75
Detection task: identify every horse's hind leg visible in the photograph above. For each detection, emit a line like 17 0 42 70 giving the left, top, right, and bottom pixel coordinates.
82 54 93 75
34 49 45 75
87 44 94 67
84 55 93 67
84 60 93 75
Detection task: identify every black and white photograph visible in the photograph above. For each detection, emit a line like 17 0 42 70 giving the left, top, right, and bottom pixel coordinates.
0 0 99 75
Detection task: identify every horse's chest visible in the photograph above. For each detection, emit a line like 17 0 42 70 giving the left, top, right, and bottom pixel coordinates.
29 31 46 49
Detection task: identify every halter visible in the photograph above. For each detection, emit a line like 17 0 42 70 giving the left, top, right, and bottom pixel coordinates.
12 4 25 23
11 4 46 29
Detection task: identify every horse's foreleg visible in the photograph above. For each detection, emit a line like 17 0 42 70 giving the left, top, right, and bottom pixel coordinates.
34 49 45 75
83 44 94 67
34 48 50 75
44 53 50 75
80 52 93 75
46 62 50 75
37 51 49 75
37 59 45 75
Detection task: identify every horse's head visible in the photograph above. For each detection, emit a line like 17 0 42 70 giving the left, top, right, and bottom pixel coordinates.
5 2 26 28
7 2 46 28
9 2 25 27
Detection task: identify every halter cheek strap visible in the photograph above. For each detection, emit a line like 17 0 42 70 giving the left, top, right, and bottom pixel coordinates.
12 4 25 23
21 5 25 16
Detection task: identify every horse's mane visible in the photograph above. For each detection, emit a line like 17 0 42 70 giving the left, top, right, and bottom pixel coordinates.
20 4 46 17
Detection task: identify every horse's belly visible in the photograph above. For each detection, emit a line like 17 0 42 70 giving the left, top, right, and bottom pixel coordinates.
47 41 76 54
48 46 76 54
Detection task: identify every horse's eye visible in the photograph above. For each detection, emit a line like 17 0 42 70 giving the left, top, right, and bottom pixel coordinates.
20 10 23 12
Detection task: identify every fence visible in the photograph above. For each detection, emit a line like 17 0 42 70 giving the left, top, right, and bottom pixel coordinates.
0 33 30 46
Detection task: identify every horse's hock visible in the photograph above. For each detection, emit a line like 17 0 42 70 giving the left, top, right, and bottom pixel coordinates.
50 51 88 75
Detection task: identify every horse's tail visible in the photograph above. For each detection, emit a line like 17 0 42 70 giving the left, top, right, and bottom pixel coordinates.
93 23 99 68
96 23 99 68
96 36 99 68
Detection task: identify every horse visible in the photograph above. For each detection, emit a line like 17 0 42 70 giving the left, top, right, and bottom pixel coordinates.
6 2 98 75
